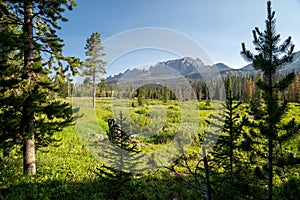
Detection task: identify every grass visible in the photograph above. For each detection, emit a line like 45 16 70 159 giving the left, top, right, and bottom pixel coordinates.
0 98 208 200
0 98 299 199
0 126 205 199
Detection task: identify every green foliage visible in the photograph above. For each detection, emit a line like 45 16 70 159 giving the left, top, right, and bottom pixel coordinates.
162 86 170 103
200 80 246 199
137 87 145 106
0 0 80 174
275 176 300 200
0 0 298 198
249 72 265 119
83 32 106 76
152 123 179 144
96 112 142 199
0 98 299 199
0 127 103 200
241 1 300 199
208 80 246 178
81 32 106 108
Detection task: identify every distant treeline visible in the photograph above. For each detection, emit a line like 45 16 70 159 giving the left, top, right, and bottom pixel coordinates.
59 72 300 103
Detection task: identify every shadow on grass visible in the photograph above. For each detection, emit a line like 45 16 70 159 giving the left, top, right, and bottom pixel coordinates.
0 170 205 200
0 179 106 200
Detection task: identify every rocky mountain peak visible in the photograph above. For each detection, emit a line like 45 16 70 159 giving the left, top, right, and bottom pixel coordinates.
105 51 300 84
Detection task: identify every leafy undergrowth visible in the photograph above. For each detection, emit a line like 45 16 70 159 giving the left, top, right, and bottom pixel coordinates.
0 126 204 200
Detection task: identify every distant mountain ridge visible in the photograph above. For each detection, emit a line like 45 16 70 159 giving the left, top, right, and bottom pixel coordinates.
106 51 300 84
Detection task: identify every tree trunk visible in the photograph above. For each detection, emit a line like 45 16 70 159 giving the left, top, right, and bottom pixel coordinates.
23 1 36 175
268 134 273 200
93 68 96 109
203 147 212 200
267 66 273 200
229 98 233 178
67 80 70 97
23 112 36 175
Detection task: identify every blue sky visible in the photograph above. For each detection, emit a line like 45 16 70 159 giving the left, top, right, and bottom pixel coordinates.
59 0 300 76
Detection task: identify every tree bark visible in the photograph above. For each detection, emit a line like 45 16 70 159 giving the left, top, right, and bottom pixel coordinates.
23 1 36 175
23 112 36 175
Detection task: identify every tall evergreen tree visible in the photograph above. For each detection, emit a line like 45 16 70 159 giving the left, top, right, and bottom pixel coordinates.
209 77 244 175
82 32 106 109
223 77 245 178
241 1 300 199
0 0 79 175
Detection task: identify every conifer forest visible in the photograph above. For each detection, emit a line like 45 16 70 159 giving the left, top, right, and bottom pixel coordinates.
0 1 299 200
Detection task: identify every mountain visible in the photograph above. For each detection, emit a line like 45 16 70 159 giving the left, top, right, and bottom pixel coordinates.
106 51 300 84
155 57 205 75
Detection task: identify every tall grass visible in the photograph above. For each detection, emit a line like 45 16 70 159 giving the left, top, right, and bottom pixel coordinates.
1 98 299 199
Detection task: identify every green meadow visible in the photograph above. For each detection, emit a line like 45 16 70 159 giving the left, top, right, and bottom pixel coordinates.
0 98 299 199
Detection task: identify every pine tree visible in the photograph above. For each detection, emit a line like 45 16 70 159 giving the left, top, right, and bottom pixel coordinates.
82 32 106 109
241 1 300 199
287 72 300 102
209 77 245 176
96 112 141 199
205 76 246 198
294 73 300 102
162 85 170 103
168 77 246 200
240 76 254 102
249 72 265 120
137 87 145 106
194 80 203 100
224 77 245 178
0 0 79 175
54 74 69 98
